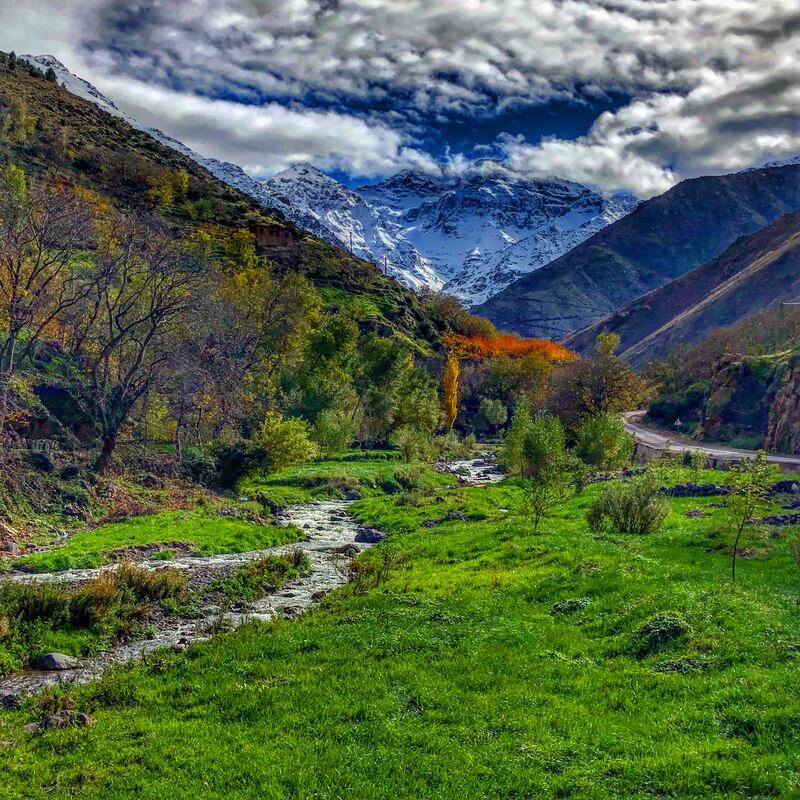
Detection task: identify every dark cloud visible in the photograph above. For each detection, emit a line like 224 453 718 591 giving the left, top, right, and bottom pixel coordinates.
1 0 799 194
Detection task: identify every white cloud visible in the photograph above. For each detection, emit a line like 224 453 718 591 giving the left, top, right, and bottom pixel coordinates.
98 76 439 178
2 0 800 192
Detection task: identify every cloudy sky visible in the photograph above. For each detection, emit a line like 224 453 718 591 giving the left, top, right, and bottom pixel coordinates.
1 0 799 197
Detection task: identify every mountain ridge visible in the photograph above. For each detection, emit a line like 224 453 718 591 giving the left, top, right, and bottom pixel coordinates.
563 211 800 366
475 165 800 339
25 54 636 304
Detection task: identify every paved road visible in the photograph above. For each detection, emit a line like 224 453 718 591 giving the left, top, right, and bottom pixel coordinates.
623 412 800 469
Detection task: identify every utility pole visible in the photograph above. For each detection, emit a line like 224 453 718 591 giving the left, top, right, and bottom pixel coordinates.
349 231 353 254
383 255 388 276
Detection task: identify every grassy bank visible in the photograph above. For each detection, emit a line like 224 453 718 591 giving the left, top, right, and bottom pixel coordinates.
11 510 303 574
1 459 799 798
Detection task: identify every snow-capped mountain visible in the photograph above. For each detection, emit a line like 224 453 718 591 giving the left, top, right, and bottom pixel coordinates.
260 165 444 290
24 54 636 304
263 161 637 303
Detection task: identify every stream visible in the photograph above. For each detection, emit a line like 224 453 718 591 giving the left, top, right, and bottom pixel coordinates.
0 457 502 697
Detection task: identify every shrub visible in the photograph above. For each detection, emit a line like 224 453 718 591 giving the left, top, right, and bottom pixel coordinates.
391 425 436 462
587 472 669 534
0 582 71 625
393 465 425 493
632 612 692 658
254 411 319 472
479 397 508 430
574 413 633 470
116 563 189 602
70 573 123 628
313 408 357 454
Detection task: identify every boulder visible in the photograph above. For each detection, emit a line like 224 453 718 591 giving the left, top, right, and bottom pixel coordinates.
354 526 387 544
38 652 79 671
0 541 19 554
335 543 360 556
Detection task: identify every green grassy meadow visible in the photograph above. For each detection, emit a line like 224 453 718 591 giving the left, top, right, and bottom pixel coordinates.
11 510 302 574
2 458 800 798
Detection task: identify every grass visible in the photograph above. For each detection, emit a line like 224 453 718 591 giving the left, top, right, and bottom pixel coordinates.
12 509 302 573
1 460 800 798
238 456 451 505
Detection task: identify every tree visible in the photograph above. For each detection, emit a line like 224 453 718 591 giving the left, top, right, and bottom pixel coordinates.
725 452 777 583
551 333 649 427
63 215 198 470
574 413 633 471
518 412 574 533
44 67 58 83
479 397 507 431
254 411 318 472
0 171 97 440
502 397 533 478
443 351 459 430
0 170 96 376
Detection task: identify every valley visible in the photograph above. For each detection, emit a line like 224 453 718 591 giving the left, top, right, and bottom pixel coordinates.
2 36 800 800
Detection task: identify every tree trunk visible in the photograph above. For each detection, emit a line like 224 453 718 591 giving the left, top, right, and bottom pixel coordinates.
731 522 745 583
94 432 117 473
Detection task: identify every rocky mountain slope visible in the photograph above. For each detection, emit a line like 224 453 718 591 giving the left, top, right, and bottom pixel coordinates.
475 166 800 340
564 211 800 366
25 55 634 304
261 161 635 303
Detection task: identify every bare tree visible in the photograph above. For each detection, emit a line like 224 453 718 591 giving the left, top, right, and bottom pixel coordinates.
64 214 199 471
0 169 97 441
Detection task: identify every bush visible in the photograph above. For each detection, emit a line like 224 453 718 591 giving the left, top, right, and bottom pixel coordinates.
393 465 425 493
391 426 436 462
0 582 71 625
313 408 358 454
574 413 633 470
587 472 669 534
116 563 189 602
180 446 217 484
254 412 319 472
632 612 692 657
70 573 123 628
479 397 507 431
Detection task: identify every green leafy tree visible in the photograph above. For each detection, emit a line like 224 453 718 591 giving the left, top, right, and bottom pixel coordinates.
574 413 633 471
479 397 507 431
725 452 778 583
254 411 318 472
502 398 533 478
551 333 649 427
519 411 575 533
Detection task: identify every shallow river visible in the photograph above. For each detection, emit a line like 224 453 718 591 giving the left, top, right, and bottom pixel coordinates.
1 457 502 696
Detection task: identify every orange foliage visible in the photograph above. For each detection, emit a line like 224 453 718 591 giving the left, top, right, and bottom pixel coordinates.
440 332 575 429
443 333 575 362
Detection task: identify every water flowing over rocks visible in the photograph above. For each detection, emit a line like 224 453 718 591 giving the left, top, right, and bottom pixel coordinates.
0 500 371 696
0 457 499 696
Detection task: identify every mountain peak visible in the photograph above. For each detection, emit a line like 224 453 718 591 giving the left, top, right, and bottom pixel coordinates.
22 54 121 113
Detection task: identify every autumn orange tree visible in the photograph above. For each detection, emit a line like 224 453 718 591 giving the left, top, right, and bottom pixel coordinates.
442 332 575 430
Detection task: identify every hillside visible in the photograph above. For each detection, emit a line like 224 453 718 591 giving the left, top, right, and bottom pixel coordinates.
0 57 453 350
475 166 800 339
564 212 800 366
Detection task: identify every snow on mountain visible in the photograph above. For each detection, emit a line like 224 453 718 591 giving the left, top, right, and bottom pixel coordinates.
23 55 637 304
260 165 443 290
265 161 637 304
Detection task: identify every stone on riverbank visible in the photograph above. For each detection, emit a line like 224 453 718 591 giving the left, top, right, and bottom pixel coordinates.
38 653 79 671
